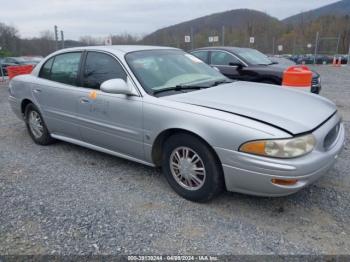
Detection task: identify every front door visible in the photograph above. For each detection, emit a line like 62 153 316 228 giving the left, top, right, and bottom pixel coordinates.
76 51 144 159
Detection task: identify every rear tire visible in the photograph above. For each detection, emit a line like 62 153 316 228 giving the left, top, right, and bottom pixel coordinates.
162 133 224 202
24 103 55 145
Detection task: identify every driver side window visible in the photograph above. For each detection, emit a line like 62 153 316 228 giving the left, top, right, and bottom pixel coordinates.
82 52 127 89
211 51 240 66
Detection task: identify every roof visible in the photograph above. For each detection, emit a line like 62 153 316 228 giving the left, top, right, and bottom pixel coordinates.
56 45 178 54
193 46 252 53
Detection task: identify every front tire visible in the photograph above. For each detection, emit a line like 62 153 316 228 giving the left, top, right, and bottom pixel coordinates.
25 103 55 145
162 133 224 202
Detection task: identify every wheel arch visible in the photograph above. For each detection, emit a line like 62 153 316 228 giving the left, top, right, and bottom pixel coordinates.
151 128 223 169
21 99 33 115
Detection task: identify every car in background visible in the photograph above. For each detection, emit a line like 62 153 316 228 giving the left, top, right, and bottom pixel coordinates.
191 47 321 94
8 46 344 202
3 56 42 66
2 57 28 66
0 56 41 76
22 56 43 66
1 57 28 76
339 55 349 64
296 54 315 65
289 54 344 65
0 58 6 77
268 56 296 66
296 55 331 65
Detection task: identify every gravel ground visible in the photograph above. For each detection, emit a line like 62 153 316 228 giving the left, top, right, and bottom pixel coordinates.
0 66 349 256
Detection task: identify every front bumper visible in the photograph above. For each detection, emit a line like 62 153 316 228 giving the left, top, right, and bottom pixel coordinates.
311 76 321 94
215 114 345 197
311 83 321 94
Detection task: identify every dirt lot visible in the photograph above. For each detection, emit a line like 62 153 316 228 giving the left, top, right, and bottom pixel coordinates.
0 66 349 255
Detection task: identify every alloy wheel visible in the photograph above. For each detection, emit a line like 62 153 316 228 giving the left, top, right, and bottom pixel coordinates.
169 146 206 191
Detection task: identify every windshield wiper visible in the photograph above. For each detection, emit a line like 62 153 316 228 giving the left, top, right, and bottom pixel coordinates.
211 79 232 87
153 84 208 95
153 78 232 95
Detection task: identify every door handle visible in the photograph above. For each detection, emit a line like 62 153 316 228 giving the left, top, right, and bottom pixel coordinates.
80 98 90 103
33 88 42 93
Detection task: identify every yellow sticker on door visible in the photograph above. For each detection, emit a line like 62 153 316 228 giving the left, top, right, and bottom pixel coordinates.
89 90 97 100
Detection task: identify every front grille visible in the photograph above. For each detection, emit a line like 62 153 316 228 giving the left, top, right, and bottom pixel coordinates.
324 122 341 150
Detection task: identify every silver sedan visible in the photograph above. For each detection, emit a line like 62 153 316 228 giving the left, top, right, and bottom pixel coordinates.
8 46 345 202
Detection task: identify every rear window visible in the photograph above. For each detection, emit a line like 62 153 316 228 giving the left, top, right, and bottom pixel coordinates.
39 52 82 86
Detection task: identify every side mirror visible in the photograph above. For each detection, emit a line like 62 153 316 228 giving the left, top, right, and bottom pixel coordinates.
229 62 244 69
100 78 137 96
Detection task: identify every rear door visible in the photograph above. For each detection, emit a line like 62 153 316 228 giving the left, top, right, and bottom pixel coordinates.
76 51 144 159
209 50 245 80
33 52 83 139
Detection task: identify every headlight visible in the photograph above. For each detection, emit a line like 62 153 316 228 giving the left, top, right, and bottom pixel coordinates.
239 134 316 158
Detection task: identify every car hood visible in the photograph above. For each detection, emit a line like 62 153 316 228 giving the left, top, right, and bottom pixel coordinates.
163 81 336 135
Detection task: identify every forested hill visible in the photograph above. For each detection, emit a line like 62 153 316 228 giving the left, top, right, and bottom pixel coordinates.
283 0 350 24
143 9 280 47
142 1 350 54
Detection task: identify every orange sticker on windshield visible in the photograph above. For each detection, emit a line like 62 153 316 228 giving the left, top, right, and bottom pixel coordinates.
89 90 97 100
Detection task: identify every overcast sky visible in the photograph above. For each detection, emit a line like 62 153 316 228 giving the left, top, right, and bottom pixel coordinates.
1 0 339 40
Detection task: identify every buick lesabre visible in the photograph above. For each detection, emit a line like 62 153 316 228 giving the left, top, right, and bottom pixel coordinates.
8 46 345 202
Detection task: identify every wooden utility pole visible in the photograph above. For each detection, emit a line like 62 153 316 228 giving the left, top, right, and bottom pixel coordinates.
313 32 319 65
54 25 59 50
61 30 65 49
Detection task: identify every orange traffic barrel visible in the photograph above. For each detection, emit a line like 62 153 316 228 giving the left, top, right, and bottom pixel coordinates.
7 65 34 80
337 57 342 67
332 56 337 66
282 65 312 92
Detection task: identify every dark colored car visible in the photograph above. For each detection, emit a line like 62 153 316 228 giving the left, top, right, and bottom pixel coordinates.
295 55 332 65
191 47 321 94
1 57 26 76
2 57 28 65
268 56 296 66
0 57 40 76
21 56 43 65
0 57 11 77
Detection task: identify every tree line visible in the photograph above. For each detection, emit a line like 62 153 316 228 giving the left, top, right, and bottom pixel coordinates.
1 14 349 57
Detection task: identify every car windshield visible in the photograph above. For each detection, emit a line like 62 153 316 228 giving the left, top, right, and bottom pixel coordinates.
125 50 227 94
236 49 273 65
